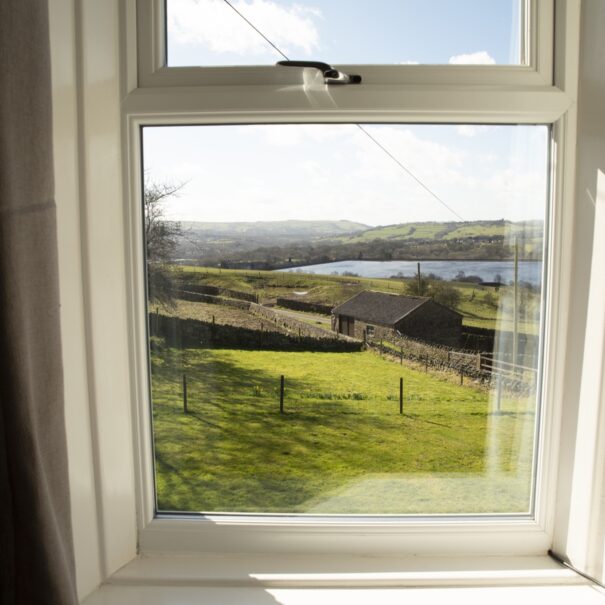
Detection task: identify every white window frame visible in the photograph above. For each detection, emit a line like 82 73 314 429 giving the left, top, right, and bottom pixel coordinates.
119 0 579 558
54 3 605 597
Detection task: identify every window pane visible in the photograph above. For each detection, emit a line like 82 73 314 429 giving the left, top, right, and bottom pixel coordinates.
166 0 524 67
143 123 548 515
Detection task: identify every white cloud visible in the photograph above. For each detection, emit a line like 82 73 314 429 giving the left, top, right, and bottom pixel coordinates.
168 0 321 57
399 60 419 65
448 51 496 65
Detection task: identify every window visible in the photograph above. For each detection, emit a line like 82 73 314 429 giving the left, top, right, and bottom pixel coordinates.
48 0 605 596
143 122 549 516
121 0 581 557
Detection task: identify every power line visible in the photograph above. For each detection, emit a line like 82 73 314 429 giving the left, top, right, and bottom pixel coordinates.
355 125 465 221
222 0 289 61
221 0 465 222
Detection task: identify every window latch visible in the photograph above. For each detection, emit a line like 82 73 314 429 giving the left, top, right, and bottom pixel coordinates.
276 61 362 85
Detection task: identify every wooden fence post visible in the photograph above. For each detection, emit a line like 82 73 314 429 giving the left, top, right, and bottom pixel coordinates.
400 346 403 365
460 368 464 385
477 352 482 371
182 374 188 413
425 356 428 372
399 377 403 414
280 375 285 414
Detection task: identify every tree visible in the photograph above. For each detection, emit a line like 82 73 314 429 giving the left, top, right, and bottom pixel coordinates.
144 179 184 306
404 275 430 297
428 282 461 309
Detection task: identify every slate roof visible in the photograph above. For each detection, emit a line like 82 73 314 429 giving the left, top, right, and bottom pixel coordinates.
332 291 432 326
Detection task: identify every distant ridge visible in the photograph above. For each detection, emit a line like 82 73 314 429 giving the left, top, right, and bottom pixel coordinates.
180 219 369 237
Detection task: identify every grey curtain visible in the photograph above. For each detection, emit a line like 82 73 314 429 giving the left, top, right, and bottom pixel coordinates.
0 1 78 603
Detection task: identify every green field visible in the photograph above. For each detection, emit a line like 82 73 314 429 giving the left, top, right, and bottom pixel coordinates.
333 219 543 246
152 347 535 514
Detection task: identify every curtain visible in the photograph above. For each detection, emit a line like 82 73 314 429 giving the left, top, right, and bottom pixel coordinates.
0 1 78 603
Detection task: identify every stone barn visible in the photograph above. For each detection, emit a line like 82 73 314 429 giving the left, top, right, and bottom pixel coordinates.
332 290 462 348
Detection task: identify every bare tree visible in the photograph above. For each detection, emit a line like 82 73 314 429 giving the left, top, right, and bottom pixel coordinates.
144 178 185 306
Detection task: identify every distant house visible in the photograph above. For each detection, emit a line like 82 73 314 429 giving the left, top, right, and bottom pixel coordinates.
332 290 462 348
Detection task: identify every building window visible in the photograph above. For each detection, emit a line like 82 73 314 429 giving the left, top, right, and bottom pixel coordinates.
127 0 579 557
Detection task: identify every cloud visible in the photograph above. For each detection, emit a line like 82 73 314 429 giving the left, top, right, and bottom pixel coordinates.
144 124 547 225
448 51 496 65
399 60 419 65
168 0 321 57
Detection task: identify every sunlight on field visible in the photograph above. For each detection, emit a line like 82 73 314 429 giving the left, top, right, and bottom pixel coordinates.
151 348 536 514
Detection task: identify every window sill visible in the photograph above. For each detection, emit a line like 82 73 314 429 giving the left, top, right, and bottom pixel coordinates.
80 554 602 604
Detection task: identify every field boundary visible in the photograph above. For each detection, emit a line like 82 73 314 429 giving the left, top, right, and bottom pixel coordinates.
150 313 363 353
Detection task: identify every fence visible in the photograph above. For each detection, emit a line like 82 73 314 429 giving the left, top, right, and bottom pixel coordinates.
368 331 537 388
178 372 408 416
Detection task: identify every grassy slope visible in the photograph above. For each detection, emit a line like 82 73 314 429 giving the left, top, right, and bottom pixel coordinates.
333 220 543 248
152 348 534 514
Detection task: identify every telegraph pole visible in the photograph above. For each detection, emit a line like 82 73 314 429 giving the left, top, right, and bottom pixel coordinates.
513 237 519 367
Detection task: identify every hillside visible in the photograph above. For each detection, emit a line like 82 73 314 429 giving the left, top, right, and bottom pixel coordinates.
175 219 369 259
174 219 544 266
180 219 368 238
333 220 543 245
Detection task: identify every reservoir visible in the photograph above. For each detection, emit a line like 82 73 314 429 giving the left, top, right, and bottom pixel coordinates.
278 259 542 287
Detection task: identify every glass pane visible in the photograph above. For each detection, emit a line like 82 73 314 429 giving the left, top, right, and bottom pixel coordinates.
166 0 524 67
143 123 549 514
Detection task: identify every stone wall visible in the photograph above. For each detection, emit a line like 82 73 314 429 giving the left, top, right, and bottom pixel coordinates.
275 297 333 315
151 313 363 353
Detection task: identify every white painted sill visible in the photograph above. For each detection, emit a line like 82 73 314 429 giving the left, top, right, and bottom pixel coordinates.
80 554 605 604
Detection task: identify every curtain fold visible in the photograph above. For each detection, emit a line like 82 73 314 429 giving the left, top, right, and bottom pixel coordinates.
0 1 78 603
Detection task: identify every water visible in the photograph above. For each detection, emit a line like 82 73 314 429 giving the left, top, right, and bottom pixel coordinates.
278 259 542 286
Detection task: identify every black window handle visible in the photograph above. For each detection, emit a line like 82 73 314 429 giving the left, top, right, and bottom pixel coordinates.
276 60 362 85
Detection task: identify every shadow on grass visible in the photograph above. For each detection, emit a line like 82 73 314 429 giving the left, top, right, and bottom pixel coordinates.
151 347 492 512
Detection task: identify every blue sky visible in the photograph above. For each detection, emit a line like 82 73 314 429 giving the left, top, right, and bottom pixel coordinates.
167 0 521 66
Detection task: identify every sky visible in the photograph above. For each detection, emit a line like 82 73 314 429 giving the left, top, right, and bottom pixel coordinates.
166 0 522 66
143 124 549 226
143 0 549 226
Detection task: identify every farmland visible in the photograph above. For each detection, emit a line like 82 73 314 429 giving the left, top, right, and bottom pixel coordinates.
152 347 535 514
176 265 541 335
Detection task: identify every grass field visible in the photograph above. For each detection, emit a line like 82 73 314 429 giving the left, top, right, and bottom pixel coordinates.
151 347 536 514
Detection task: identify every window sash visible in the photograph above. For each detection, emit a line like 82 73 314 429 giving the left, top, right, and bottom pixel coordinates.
136 0 554 88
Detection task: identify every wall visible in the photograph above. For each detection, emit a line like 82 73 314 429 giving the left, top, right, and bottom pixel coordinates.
396 301 461 348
